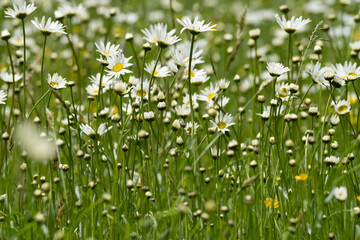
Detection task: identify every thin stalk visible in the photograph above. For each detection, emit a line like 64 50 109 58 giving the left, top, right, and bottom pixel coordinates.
6 40 16 130
147 48 163 111
21 18 27 119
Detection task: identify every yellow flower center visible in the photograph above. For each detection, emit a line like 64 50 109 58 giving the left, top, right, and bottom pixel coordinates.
92 90 99 95
207 93 215 100
186 71 195 78
152 71 159 76
337 105 348 113
153 38 157 42
113 63 123 73
50 81 57 87
217 121 226 129
137 90 146 97
103 51 110 55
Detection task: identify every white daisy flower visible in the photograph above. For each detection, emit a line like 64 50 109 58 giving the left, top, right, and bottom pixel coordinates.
145 60 171 78
55 3 85 18
198 83 220 105
86 83 100 96
214 96 230 108
0 90 7 104
175 105 191 118
333 61 360 81
177 16 217 35
31 17 66 35
334 99 351 115
47 73 67 89
183 93 199 109
5 2 37 19
350 41 360 52
95 41 120 57
274 14 311 34
141 23 181 48
80 123 112 139
307 62 329 86
185 68 209 85
324 156 340 166
267 62 290 77
276 82 291 101
0 72 22 83
106 52 133 78
169 41 204 67
185 122 200 135
89 73 115 90
210 112 235 134
218 78 230 90
334 186 347 202
131 79 151 101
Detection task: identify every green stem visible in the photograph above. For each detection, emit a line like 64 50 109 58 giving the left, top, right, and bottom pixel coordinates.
28 89 51 118
6 40 16 130
21 19 27 119
148 48 163 111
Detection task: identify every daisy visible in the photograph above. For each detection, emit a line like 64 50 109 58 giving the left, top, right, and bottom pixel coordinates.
274 14 311 34
267 62 290 77
350 41 360 52
106 52 133 78
95 41 120 57
218 78 230 90
183 93 199 109
185 68 209 85
185 122 200 135
31 17 66 35
175 105 190 118
307 62 329 86
333 61 360 81
177 16 217 35
55 3 85 18
5 2 37 19
199 83 220 105
141 23 181 48
169 41 204 67
0 90 7 104
145 60 171 78
214 96 230 108
0 72 22 83
80 123 112 139
131 79 151 101
86 83 100 96
210 112 235 134
324 156 340 166
47 73 67 89
276 82 291 101
89 73 115 90
334 99 351 115
334 186 347 202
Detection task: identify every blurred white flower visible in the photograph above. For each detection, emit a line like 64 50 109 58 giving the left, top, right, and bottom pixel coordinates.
16 122 56 163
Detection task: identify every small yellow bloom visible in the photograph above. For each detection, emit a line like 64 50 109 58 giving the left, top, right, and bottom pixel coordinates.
264 198 279 208
357 196 360 201
276 177 281 181
295 173 308 181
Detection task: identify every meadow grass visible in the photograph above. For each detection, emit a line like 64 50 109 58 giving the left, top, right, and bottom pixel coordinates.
0 0 360 239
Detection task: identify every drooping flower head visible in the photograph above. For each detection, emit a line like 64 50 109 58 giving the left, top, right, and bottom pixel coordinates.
141 23 181 48
5 2 37 19
274 14 311 34
177 16 217 35
267 62 290 77
31 17 66 36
